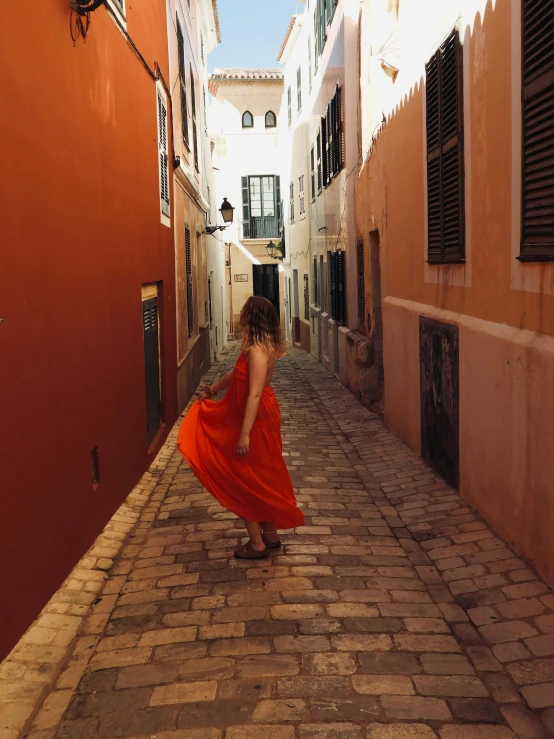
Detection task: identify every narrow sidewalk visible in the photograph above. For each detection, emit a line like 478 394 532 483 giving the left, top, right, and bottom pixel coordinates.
2 346 553 739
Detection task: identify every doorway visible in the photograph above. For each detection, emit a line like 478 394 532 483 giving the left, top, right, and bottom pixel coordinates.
252 264 280 317
143 296 161 445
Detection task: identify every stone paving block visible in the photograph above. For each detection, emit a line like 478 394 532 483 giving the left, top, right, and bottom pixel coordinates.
299 725 363 739
367 726 438 739
381 695 451 720
226 727 295 739
352 674 415 695
413 675 489 697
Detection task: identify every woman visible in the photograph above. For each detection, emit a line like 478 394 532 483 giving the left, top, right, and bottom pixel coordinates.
177 296 304 559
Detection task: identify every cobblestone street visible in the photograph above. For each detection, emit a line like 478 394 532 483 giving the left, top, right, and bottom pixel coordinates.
4 346 554 739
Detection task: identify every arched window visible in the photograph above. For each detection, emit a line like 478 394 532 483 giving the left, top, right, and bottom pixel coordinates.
265 110 277 128
242 111 254 128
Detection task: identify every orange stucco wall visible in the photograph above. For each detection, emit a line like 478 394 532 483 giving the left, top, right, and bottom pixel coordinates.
0 2 177 660
355 0 554 584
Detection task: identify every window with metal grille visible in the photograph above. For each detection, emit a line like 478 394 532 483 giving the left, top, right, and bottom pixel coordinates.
316 132 322 191
520 0 554 261
313 256 319 306
425 29 465 263
190 65 199 171
290 181 295 223
185 226 194 337
330 250 346 325
241 176 280 239
304 273 310 319
157 90 170 217
308 38 313 92
297 66 302 113
299 175 305 219
310 146 315 200
357 238 365 329
287 87 292 127
176 18 189 148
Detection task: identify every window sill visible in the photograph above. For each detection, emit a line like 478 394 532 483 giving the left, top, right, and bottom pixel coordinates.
426 258 466 265
517 254 554 263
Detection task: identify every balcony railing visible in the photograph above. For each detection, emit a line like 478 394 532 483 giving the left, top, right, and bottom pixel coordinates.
241 216 280 240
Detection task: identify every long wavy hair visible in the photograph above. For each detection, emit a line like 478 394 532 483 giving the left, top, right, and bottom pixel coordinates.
240 296 285 357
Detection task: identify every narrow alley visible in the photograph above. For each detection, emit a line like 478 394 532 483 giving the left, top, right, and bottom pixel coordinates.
6 347 553 739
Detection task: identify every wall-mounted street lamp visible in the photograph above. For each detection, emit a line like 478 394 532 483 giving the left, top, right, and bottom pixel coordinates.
266 240 284 262
204 198 234 235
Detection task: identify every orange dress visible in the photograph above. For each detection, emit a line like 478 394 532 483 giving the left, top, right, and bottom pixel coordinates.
177 352 304 529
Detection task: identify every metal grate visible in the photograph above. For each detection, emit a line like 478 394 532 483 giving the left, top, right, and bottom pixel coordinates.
185 226 194 337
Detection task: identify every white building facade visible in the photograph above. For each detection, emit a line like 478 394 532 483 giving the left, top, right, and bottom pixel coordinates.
208 70 286 336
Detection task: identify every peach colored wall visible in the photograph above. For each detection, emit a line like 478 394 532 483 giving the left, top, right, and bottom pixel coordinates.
355 0 554 584
383 298 554 586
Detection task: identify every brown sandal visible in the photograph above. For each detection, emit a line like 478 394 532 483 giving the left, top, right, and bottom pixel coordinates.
262 533 282 549
234 541 270 559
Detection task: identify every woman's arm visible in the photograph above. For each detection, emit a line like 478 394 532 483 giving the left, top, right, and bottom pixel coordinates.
237 348 268 456
197 368 234 403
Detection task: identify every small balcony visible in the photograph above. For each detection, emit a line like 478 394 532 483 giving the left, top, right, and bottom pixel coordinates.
241 216 280 240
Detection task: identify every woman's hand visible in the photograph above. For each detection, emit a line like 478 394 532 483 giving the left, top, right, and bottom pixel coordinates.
237 432 250 457
197 385 213 403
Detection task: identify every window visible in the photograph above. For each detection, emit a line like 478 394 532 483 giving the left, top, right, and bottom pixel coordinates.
241 175 281 238
321 85 343 187
316 132 322 192
425 29 465 263
176 19 189 148
190 64 199 171
314 0 336 62
308 38 313 92
287 87 292 127
299 175 305 219
185 226 194 337
297 66 302 113
242 111 254 128
310 146 315 200
290 182 295 223
200 34 204 64
330 250 346 325
203 85 207 134
520 0 554 261
313 256 318 306
357 238 365 328
265 110 277 128
304 274 310 320
157 89 170 218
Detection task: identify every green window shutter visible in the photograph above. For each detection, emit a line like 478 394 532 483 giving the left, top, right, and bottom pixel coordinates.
241 176 250 222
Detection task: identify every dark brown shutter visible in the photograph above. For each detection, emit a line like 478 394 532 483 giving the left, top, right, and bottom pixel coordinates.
425 29 465 263
185 226 194 337
520 0 554 260
330 252 337 319
190 65 199 171
336 250 346 325
310 146 315 199
357 238 365 328
316 131 322 191
322 115 329 186
177 19 189 147
304 273 310 319
313 256 318 305
326 102 333 179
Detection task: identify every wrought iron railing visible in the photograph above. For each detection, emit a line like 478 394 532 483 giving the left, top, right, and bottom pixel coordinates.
241 216 280 240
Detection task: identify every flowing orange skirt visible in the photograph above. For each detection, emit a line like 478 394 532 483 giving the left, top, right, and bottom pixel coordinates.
177 353 304 529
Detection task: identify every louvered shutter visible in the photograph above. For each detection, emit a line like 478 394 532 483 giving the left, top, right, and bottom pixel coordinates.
357 238 365 328
308 37 313 92
425 29 465 263
335 85 344 171
185 226 194 337
304 274 310 319
241 176 250 238
313 256 318 305
330 252 337 319
322 116 329 186
158 92 170 216
327 102 333 179
336 250 346 325
520 0 554 259
276 175 282 222
190 65 199 171
314 8 319 71
288 87 292 126
297 67 302 112
310 146 315 199
316 132 322 191
177 19 189 147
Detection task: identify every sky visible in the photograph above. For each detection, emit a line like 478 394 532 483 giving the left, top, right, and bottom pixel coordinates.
208 0 302 72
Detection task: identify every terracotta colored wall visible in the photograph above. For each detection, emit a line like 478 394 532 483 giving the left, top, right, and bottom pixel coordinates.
0 1 177 660
355 0 554 584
